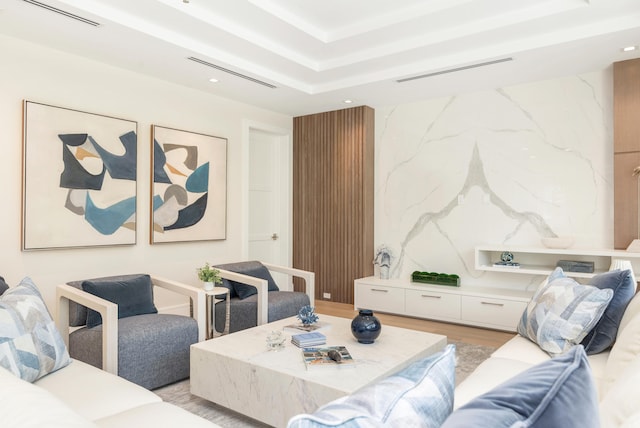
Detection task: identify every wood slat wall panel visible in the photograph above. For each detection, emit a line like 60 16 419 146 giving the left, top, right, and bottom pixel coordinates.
293 106 374 304
614 59 640 249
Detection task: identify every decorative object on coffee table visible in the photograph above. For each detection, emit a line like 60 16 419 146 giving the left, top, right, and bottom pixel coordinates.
266 330 286 351
196 262 221 291
373 245 393 279
297 304 319 326
351 309 382 344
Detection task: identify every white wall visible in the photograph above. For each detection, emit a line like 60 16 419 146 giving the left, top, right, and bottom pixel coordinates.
0 35 292 311
374 70 614 290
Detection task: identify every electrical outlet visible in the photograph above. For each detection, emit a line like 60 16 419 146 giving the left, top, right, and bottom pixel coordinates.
323 292 331 299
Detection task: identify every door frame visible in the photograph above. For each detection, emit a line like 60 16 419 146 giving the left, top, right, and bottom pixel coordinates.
241 120 292 266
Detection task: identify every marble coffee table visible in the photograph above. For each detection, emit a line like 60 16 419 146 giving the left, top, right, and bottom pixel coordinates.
190 314 447 428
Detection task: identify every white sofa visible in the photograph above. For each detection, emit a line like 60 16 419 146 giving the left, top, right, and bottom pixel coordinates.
455 282 640 427
0 358 220 428
0 275 219 428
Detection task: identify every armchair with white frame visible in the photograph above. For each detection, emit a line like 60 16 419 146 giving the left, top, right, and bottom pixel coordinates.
212 261 315 334
56 274 206 390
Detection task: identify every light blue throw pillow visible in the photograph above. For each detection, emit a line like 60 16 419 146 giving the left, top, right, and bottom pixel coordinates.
441 345 599 428
287 344 456 428
581 269 636 354
547 266 566 283
517 274 613 355
0 277 71 382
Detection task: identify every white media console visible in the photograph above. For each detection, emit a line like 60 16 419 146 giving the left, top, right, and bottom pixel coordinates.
354 246 640 332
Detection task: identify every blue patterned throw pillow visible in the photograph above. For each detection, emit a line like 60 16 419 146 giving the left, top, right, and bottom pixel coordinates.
517 275 613 356
287 344 456 428
0 277 71 382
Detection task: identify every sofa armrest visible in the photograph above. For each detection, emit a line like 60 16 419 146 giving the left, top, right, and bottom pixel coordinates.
56 284 118 375
262 262 315 307
216 269 269 325
150 276 207 342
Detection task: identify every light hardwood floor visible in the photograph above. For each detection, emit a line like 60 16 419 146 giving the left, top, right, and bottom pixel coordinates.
315 300 515 349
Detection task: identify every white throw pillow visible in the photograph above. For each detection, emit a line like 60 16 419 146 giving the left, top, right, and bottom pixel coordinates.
0 367 97 427
617 292 640 339
603 314 640 395
600 356 640 428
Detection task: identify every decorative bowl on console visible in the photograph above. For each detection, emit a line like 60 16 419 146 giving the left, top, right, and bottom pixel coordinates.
541 236 574 249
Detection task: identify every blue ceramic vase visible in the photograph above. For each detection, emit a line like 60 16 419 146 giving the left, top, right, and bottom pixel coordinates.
351 309 382 344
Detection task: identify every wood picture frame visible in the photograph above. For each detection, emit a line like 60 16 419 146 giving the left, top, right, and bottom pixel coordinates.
150 125 227 244
22 101 138 250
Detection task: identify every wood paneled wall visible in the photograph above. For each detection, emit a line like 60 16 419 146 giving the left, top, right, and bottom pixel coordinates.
614 59 640 248
293 106 374 304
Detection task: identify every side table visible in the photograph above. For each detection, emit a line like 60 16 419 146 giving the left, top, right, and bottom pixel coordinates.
204 287 230 339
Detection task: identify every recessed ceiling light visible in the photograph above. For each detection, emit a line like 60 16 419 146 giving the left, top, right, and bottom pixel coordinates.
209 78 219 83
622 46 638 52
343 99 353 104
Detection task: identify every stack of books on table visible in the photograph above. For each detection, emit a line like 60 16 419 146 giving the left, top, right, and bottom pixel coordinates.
291 331 326 348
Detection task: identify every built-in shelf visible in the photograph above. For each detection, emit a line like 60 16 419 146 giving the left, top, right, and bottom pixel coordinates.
475 245 640 279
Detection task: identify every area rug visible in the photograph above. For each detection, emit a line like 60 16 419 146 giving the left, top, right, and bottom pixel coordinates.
154 340 495 427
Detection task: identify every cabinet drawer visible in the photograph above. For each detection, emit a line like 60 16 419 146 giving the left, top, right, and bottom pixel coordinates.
355 284 404 313
405 289 461 320
461 295 527 331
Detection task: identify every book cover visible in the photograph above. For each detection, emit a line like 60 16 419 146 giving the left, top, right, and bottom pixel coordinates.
302 346 355 369
291 331 326 347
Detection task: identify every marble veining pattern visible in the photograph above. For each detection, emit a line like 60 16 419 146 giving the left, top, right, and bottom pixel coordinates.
375 71 613 289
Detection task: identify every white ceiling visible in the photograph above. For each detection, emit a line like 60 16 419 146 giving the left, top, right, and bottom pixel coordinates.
1 0 639 116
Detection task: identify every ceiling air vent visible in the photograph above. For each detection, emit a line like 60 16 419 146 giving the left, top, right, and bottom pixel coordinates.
397 58 513 83
22 0 100 26
187 57 276 89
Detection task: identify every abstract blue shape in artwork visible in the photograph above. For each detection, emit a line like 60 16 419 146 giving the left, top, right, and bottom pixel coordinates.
59 140 106 190
164 193 207 230
89 131 137 181
84 193 136 235
186 162 209 193
153 139 172 184
152 194 164 211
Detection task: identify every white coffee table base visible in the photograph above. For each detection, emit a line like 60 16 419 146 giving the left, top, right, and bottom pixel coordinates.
190 315 447 428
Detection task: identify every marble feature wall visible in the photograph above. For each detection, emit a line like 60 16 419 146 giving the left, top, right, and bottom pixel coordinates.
374 70 614 290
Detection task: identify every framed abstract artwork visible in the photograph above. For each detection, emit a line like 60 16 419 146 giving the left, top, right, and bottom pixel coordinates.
22 101 138 250
150 125 227 244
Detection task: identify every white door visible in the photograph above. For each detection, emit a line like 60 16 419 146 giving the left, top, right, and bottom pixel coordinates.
248 128 290 285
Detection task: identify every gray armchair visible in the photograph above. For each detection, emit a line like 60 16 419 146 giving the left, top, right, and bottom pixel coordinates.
56 274 206 390
213 261 315 334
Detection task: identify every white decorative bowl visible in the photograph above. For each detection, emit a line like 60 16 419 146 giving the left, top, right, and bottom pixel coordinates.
541 237 574 249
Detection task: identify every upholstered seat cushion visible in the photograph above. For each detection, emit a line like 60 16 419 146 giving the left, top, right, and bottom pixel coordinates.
0 366 97 428
215 291 310 333
69 314 197 390
34 359 161 421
